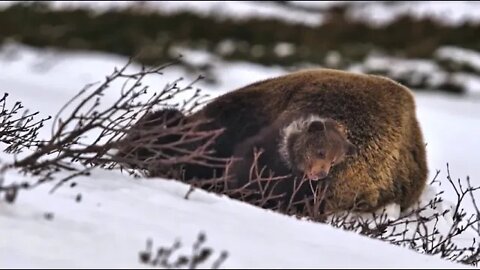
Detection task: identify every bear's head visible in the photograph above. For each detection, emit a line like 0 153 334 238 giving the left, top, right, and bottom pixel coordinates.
279 115 357 181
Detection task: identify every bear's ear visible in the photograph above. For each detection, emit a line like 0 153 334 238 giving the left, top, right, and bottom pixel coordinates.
308 121 325 133
324 119 346 134
346 141 358 157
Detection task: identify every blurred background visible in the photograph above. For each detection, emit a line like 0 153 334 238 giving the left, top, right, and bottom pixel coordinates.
1 1 480 196
1 1 480 94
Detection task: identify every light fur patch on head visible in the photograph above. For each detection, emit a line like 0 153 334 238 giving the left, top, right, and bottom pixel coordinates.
278 114 327 167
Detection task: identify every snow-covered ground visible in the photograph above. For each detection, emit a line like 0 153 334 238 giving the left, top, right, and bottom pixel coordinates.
1 44 479 268
348 49 480 96
0 168 469 268
346 1 480 26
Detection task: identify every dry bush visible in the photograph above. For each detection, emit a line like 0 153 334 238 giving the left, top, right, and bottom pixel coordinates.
323 166 480 266
0 93 51 154
139 232 228 269
0 93 51 202
0 59 232 267
0 58 227 200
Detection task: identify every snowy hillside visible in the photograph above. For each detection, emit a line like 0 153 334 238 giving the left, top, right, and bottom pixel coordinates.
0 168 468 268
1 45 479 268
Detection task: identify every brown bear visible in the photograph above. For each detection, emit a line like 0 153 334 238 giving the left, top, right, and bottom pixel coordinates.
118 68 429 214
227 115 357 216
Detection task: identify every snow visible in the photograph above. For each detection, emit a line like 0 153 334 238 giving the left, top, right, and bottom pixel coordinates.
350 52 480 96
436 46 480 73
416 92 480 203
1 44 480 268
350 54 447 88
0 169 467 268
346 1 480 26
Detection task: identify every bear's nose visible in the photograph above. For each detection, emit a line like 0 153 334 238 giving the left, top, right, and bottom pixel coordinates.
317 171 328 179
307 171 328 181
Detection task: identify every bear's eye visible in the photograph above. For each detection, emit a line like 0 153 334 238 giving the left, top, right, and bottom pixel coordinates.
317 150 325 159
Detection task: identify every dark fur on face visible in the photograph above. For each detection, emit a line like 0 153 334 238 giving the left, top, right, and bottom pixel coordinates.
279 116 357 181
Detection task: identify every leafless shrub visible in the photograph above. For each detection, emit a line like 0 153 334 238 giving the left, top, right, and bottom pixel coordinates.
323 165 480 266
139 232 229 269
0 57 228 199
0 93 50 202
0 92 51 154
186 148 330 220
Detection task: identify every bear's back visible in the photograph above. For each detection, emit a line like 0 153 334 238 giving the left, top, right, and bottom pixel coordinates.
220 68 415 145
206 68 415 116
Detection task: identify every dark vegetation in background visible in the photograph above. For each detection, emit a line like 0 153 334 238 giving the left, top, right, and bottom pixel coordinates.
1 1 480 94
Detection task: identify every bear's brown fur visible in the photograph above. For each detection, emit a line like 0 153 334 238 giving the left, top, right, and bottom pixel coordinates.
118 68 428 214
185 68 429 213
